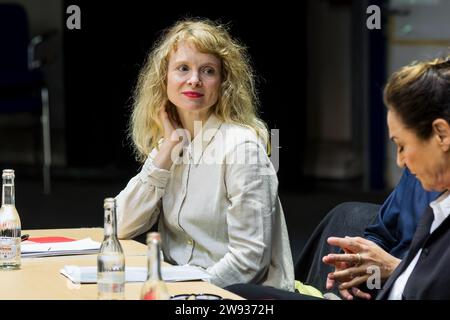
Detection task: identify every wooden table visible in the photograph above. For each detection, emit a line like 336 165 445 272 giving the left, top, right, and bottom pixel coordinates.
0 228 243 300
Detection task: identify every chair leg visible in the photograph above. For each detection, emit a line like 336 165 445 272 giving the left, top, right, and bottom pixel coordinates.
41 87 51 194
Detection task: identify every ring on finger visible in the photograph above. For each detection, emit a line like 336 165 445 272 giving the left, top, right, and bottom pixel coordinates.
356 253 363 266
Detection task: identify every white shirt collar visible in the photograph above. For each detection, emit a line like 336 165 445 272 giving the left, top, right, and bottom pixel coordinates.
429 190 450 233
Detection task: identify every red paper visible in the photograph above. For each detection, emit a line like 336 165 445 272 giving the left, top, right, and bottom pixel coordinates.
27 236 76 243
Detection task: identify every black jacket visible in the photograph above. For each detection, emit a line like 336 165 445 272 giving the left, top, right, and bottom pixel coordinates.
377 206 450 300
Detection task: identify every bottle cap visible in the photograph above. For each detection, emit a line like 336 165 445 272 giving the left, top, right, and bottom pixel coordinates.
103 197 116 209
2 169 15 178
147 232 161 243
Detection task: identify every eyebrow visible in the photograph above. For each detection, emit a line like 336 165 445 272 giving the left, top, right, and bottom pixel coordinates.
172 60 220 68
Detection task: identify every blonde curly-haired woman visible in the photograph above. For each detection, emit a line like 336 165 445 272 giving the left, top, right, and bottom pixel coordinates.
115 19 294 291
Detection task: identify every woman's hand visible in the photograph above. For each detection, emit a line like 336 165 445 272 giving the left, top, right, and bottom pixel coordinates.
322 236 401 300
160 103 180 144
153 103 186 170
324 255 372 300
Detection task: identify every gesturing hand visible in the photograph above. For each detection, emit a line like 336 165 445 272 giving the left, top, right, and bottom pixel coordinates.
153 103 188 170
159 103 181 144
322 236 401 300
323 246 371 300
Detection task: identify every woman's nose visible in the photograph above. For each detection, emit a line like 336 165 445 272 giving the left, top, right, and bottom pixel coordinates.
187 73 201 87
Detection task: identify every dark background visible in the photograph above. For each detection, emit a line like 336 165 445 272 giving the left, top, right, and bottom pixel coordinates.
63 0 308 189
1 0 394 260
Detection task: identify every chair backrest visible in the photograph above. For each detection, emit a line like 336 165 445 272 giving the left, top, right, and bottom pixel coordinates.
295 202 380 295
0 4 29 72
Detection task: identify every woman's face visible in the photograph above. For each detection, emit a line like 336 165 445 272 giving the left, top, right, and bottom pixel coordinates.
167 42 222 116
387 109 450 191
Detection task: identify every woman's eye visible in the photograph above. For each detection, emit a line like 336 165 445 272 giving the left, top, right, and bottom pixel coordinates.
398 146 404 153
177 65 189 72
202 67 215 75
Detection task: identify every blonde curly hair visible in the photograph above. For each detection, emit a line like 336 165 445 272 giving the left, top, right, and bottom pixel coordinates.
130 18 269 162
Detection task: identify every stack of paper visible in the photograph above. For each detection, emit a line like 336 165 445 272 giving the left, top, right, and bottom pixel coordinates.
21 238 101 258
60 265 212 283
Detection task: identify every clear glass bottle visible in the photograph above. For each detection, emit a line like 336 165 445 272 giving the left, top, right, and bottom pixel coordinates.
0 169 21 270
97 198 125 300
140 232 170 300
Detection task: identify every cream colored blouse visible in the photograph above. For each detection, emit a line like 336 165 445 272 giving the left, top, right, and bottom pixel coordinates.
116 115 294 291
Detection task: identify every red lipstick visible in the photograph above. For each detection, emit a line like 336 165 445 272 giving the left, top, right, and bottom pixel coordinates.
182 91 204 98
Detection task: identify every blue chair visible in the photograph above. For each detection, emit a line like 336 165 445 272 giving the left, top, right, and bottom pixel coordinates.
0 3 55 194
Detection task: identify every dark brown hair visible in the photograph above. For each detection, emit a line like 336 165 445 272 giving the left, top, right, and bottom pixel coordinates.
384 56 450 139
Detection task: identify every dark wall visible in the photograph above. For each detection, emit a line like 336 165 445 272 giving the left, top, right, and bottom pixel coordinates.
63 0 308 189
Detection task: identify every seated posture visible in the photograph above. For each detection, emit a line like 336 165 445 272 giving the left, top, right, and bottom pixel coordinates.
115 19 294 291
322 168 438 299
227 169 438 299
326 56 450 300
228 56 450 300
377 56 450 299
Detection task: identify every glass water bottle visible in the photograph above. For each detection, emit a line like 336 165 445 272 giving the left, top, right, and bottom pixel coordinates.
140 232 170 300
0 169 21 270
97 198 125 299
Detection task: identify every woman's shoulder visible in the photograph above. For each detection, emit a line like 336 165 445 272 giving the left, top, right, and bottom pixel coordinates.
219 122 263 144
215 122 267 159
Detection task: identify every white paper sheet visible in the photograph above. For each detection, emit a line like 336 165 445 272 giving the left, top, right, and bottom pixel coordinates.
21 238 101 257
60 265 212 283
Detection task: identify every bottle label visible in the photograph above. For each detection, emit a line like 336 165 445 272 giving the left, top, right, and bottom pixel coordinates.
141 281 170 300
143 290 157 300
97 272 125 294
0 237 19 260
